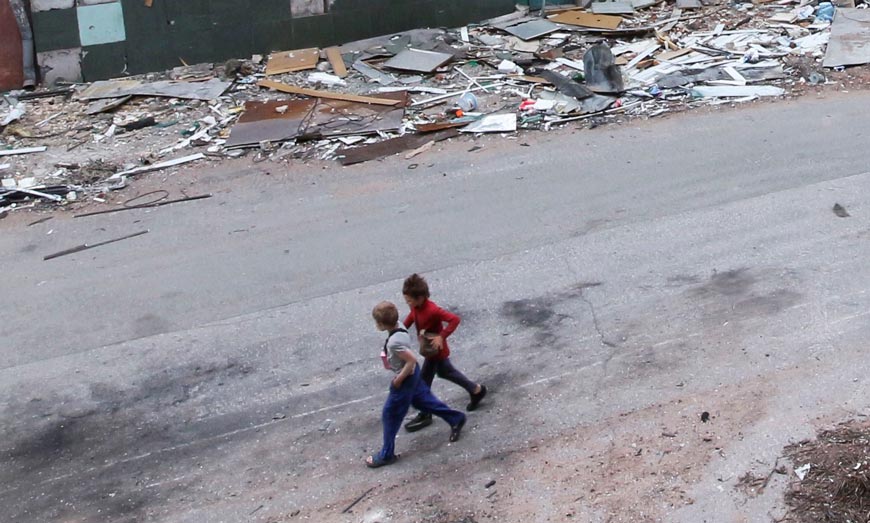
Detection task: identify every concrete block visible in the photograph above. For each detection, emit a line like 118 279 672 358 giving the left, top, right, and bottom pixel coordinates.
31 0 74 12
291 0 326 17
37 47 82 85
77 2 126 46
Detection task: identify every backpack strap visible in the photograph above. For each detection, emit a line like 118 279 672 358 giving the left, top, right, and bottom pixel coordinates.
383 328 408 351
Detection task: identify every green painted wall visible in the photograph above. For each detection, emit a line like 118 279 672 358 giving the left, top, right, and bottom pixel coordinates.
31 0 518 83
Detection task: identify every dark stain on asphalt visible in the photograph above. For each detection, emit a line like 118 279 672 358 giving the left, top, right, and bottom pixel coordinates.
687 268 803 322
690 268 757 298
500 282 604 346
20 243 37 253
501 298 555 328
2 359 259 522
665 274 702 287
133 313 172 337
732 289 802 317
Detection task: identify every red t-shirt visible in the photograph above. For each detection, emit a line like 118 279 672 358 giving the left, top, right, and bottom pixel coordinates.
403 299 460 361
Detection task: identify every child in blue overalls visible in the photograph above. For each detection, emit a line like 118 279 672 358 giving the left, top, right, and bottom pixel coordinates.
366 301 466 468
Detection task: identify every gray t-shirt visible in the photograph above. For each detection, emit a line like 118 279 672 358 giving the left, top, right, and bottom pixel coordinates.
385 328 414 373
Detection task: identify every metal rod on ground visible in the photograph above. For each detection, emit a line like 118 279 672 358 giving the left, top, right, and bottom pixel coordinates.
73 194 212 218
454 67 492 93
341 487 375 514
43 230 149 261
411 82 509 107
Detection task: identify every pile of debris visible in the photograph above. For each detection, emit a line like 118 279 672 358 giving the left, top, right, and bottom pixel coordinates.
783 420 870 523
1 1 868 215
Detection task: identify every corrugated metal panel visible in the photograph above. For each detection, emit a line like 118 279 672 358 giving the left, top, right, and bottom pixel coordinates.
0 0 25 90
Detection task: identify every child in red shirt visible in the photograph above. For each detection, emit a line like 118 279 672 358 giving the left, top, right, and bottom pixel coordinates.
402 273 487 432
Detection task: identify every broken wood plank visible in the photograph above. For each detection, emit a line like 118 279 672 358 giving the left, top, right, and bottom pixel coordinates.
257 80 401 106
338 129 459 166
414 120 474 133
265 48 320 76
325 47 348 78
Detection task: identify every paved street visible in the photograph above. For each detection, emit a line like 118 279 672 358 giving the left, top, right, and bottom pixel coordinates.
3 92 870 522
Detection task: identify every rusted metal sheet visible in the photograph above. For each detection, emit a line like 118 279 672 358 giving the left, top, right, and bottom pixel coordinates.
0 0 24 91
338 129 459 166
224 99 317 148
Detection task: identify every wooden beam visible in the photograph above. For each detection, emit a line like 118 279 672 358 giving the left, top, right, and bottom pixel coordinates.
257 80 401 106
325 47 348 78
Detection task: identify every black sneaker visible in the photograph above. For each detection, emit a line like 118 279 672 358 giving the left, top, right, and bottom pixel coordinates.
404 412 432 432
467 385 487 411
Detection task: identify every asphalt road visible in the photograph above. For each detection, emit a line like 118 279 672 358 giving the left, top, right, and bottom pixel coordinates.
2 92 870 522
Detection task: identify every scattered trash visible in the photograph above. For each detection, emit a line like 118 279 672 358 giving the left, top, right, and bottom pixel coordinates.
460 114 518 133
794 463 812 480
0 0 857 208
485 480 497 488
701 411 710 423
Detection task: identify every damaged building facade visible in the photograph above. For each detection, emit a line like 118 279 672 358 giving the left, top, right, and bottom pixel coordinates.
0 0 519 89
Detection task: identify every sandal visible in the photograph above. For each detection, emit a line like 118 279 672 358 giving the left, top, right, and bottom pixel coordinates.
366 454 398 468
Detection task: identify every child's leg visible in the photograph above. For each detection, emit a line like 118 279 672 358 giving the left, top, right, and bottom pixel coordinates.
378 375 416 460
434 358 478 395
420 358 437 387
411 380 465 428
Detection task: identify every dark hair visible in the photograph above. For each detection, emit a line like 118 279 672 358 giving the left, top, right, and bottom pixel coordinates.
372 301 399 326
402 273 430 299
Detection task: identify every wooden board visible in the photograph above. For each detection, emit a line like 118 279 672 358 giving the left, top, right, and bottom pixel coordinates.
656 48 693 61
257 80 402 106
265 48 320 76
549 10 622 30
325 47 348 78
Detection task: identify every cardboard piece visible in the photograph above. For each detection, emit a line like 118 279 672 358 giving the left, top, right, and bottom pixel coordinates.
257 80 402 106
265 48 320 76
550 10 622 30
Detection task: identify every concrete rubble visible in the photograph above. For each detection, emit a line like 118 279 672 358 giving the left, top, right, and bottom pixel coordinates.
0 0 862 215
